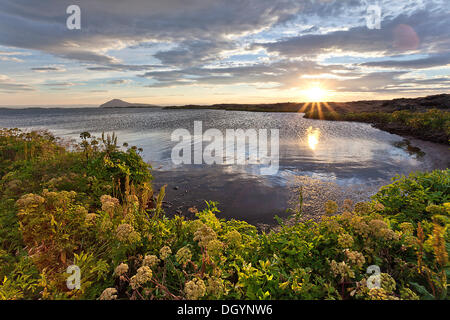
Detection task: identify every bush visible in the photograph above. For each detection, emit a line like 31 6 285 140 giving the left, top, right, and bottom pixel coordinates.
0 130 448 300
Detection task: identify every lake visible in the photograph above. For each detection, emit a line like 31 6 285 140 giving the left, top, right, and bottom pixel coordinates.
1 107 447 225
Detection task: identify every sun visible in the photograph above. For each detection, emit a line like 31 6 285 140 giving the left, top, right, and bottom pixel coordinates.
305 86 326 102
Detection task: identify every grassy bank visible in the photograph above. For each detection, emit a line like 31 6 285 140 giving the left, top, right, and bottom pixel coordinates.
304 109 450 145
0 129 448 300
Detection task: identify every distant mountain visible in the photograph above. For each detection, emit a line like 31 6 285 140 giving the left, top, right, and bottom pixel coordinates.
100 99 158 108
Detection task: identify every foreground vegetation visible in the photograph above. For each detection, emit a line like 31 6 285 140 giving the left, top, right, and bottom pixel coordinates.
304 109 450 145
0 129 448 300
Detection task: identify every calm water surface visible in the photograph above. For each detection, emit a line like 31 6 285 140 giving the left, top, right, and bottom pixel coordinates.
0 107 444 225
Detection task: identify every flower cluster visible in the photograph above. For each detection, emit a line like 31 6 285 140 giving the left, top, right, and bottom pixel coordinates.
193 224 217 247
114 263 129 277
324 218 342 233
100 195 120 217
206 276 225 297
184 278 206 300
343 249 365 268
85 213 97 224
99 288 118 300
142 255 160 268
329 260 355 281
116 223 141 243
349 216 370 238
225 230 242 246
16 193 45 212
206 239 223 257
369 220 398 241
175 246 192 265
130 266 153 290
159 246 172 260
337 233 354 248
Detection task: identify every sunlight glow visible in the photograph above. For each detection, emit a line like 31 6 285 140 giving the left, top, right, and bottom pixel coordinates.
306 126 320 150
305 86 327 102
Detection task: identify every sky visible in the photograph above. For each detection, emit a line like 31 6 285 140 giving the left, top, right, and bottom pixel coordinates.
0 0 449 106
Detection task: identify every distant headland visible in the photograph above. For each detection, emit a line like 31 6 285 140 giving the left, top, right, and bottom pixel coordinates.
100 99 159 108
100 94 449 113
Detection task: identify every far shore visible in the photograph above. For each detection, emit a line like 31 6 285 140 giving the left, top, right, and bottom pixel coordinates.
102 94 449 145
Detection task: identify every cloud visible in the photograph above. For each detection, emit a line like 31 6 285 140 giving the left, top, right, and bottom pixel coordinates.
31 66 66 72
0 0 306 66
259 8 450 58
0 56 23 62
141 59 352 89
0 50 27 62
0 74 34 92
0 0 448 98
360 53 450 69
107 79 131 85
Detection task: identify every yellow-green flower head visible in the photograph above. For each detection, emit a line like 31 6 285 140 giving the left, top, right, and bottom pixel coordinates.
187 220 205 234
194 224 217 247
225 230 242 246
100 218 113 233
142 254 160 268
185 278 206 300
175 246 192 265
114 263 129 277
369 220 398 241
344 249 365 268
99 288 118 300
206 276 225 297
350 216 370 237
207 239 223 257
130 266 152 290
329 260 355 281
116 223 141 243
338 233 354 249
116 223 133 240
85 213 97 224
100 195 120 217
325 219 342 233
16 193 45 211
159 246 172 260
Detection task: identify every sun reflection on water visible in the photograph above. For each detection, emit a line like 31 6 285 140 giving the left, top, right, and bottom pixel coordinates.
306 126 320 150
